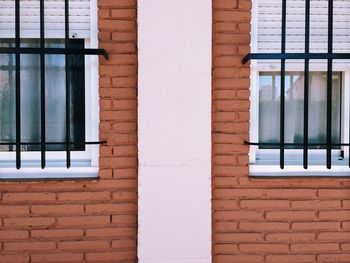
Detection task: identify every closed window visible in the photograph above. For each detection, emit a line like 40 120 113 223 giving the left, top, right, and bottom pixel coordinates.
246 0 350 176
0 0 107 179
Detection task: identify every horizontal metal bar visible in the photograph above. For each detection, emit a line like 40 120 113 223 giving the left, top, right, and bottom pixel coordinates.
0 47 109 59
0 141 106 146
242 53 350 64
245 141 347 147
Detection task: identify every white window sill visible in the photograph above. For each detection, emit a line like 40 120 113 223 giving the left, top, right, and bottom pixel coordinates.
0 167 99 180
250 164 350 177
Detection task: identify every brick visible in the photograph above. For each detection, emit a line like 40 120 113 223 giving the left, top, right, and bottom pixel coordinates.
291 243 339 252
319 210 350 220
214 255 264 263
85 203 136 214
215 233 263 243
99 169 113 178
111 32 137 42
318 232 350 241
318 189 350 198
214 0 238 9
57 216 110 226
112 191 137 201
0 254 29 263
99 157 137 168
2 192 56 202
0 230 29 240
213 189 265 199
86 227 136 237
100 110 136 121
98 0 136 8
84 179 137 190
266 211 316 221
98 9 109 19
266 232 315 242
112 145 137 156
4 241 56 251
213 177 239 188
317 254 350 262
85 251 136 261
214 210 264 220
58 240 110 250
99 43 136 54
111 101 137 111
292 222 341 231
238 177 342 188
31 204 84 214
213 165 249 177
239 0 252 9
239 243 289 253
342 200 350 208
292 200 341 210
264 189 317 199
111 9 136 19
239 222 289 231
4 217 55 227
340 243 350 250
213 244 238 254
213 11 251 23
57 191 110 201
111 77 136 88
31 253 83 262
99 20 135 31
342 221 350 230
213 200 239 210
240 200 290 209
31 229 84 239
111 239 137 249
113 168 137 179
112 215 137 225
214 222 238 232
0 205 29 215
267 255 316 263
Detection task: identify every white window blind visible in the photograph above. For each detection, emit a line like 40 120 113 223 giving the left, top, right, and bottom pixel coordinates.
258 0 350 53
0 0 90 38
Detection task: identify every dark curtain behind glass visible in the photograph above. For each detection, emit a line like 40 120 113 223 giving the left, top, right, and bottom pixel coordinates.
0 39 85 151
259 72 341 149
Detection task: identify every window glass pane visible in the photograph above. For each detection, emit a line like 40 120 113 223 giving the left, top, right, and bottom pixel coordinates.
259 72 341 149
0 39 85 151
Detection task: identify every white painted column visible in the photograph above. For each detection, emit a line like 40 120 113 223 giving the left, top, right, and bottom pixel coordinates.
138 0 212 263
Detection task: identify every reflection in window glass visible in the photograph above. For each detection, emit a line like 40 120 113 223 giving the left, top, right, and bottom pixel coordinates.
0 39 85 151
259 72 341 149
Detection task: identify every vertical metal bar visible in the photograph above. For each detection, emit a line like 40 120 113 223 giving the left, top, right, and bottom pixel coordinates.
290 75 294 99
326 0 333 169
15 0 21 169
272 73 276 101
65 0 71 168
40 0 46 168
303 0 310 169
280 0 287 169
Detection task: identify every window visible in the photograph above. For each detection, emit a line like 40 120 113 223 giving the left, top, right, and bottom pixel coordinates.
245 0 350 176
0 0 107 178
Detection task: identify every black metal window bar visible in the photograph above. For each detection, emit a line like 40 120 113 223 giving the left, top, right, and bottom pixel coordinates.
0 0 108 169
243 0 350 170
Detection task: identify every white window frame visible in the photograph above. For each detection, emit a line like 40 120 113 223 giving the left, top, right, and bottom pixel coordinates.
249 0 350 176
0 0 99 179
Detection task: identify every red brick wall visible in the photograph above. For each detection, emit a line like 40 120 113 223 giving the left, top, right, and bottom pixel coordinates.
212 0 350 262
0 0 138 262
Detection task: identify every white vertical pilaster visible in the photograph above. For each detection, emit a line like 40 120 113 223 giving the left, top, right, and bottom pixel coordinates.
138 0 212 262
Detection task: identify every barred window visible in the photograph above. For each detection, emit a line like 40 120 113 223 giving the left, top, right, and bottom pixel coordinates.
0 0 108 177
245 0 350 176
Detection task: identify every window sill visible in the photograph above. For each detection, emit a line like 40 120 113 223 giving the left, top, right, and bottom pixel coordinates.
0 167 98 180
250 164 350 177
